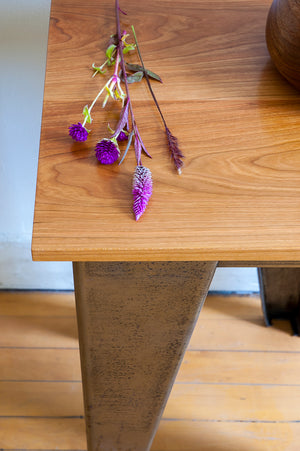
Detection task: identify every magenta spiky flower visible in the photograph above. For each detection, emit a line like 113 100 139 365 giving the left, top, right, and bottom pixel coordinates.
95 139 120 164
68 122 89 142
132 165 152 221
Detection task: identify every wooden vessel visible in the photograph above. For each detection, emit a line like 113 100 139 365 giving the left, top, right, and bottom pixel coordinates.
266 0 300 90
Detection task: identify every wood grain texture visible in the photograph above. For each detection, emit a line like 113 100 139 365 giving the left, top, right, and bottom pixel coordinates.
1 292 300 450
189 316 299 351
189 293 300 351
0 381 84 417
0 348 81 381
163 384 300 422
32 0 300 262
0 291 76 316
177 350 300 385
0 417 87 450
266 0 300 90
0 315 78 348
1 380 299 423
152 421 300 451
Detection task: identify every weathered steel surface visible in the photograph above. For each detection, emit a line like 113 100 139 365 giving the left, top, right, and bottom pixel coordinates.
73 261 216 451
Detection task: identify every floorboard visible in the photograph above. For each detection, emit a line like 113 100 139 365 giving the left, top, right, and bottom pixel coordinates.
0 291 299 450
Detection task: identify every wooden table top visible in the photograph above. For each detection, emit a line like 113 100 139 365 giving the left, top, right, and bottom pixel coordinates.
32 0 300 262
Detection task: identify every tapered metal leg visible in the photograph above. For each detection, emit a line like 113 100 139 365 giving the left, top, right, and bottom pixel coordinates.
258 268 300 335
73 261 216 451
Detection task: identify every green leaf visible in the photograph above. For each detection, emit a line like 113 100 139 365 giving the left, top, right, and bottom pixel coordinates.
106 44 116 60
125 63 162 83
126 63 143 72
144 68 163 83
82 105 92 124
120 70 144 84
122 44 135 54
126 71 144 83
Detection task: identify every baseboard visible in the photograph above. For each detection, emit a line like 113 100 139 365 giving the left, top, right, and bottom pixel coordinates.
0 241 73 290
0 241 259 291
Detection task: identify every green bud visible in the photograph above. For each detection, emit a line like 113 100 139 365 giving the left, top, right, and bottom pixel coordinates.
106 44 116 61
83 105 92 124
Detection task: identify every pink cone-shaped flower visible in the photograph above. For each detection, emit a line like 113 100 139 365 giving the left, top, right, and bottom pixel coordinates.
95 138 120 164
132 165 152 221
69 122 89 142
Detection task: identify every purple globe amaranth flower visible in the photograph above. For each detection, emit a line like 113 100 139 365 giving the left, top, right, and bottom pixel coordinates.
69 122 89 142
132 165 152 221
95 138 120 165
116 130 128 142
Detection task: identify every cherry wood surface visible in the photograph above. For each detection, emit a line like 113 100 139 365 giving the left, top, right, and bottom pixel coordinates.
32 0 300 262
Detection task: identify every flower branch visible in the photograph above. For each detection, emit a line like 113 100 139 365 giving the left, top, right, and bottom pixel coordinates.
131 25 184 174
68 0 183 220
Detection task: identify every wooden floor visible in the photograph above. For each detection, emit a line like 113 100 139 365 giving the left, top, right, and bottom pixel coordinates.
0 291 300 451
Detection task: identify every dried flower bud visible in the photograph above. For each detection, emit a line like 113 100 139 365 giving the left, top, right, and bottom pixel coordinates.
166 127 184 174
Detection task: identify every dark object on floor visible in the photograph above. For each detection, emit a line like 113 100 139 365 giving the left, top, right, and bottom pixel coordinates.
258 268 300 335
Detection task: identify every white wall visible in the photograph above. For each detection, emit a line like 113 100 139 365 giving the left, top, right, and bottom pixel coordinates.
0 0 259 291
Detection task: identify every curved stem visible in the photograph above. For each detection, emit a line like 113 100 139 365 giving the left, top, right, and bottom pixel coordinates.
115 0 140 164
82 78 112 127
113 51 121 77
115 1 130 107
131 25 167 130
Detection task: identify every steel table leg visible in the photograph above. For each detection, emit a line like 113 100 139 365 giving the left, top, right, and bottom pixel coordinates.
73 261 216 451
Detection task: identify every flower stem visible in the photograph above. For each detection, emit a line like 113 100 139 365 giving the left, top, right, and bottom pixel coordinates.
115 0 141 164
82 78 112 127
131 25 167 130
131 25 184 174
113 51 120 77
115 1 130 104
